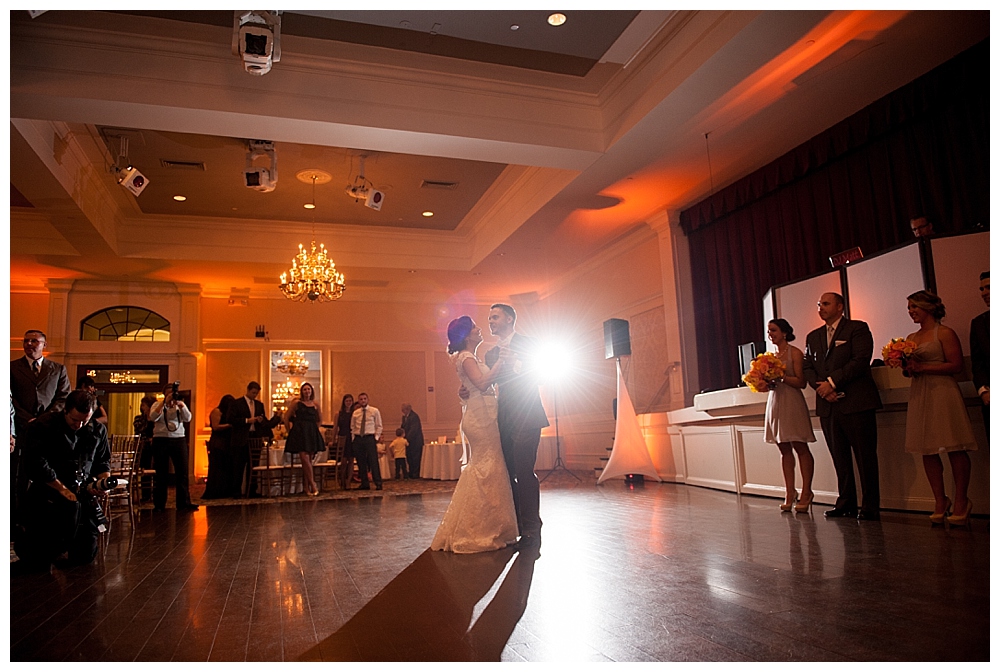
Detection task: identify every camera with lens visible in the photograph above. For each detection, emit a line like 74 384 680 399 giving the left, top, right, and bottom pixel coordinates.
75 474 121 534
171 381 180 396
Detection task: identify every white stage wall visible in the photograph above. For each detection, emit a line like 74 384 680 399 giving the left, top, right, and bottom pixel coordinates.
845 243 924 360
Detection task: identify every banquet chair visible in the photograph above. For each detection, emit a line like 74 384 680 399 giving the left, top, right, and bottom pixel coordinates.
247 438 278 497
316 435 342 491
106 434 142 530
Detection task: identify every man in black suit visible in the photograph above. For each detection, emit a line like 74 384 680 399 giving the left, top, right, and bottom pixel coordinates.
803 293 883 520
970 271 989 437
12 390 110 573
484 303 549 548
226 381 268 497
10 330 71 435
11 329 71 520
401 403 424 479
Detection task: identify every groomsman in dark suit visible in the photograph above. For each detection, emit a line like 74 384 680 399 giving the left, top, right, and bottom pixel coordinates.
970 272 989 437
227 381 268 496
803 293 883 520
484 303 549 549
10 329 71 518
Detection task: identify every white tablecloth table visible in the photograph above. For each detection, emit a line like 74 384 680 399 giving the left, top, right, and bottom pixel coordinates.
420 442 464 480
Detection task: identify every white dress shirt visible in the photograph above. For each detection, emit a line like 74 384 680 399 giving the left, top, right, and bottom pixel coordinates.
351 404 382 441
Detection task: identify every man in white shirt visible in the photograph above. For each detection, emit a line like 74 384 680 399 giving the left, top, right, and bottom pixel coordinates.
350 392 383 490
148 383 197 512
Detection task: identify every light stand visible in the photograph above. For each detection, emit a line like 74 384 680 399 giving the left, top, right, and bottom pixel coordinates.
540 386 580 483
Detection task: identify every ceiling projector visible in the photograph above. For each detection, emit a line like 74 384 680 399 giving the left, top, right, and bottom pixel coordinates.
345 184 385 211
234 11 281 76
117 166 149 197
245 140 277 192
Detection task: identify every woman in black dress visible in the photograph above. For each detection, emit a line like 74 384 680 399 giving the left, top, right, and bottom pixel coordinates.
202 395 235 499
283 383 324 496
334 394 354 489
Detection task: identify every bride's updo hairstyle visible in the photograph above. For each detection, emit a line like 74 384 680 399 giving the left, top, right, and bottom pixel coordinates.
907 290 946 320
447 316 475 354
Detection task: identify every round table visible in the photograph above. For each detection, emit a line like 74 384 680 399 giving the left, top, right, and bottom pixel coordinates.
419 441 464 480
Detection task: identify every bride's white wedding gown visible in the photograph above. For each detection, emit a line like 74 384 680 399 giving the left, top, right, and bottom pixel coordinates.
431 351 519 553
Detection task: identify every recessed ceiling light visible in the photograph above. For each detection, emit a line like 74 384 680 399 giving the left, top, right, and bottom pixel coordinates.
173 195 187 201
547 13 567 27
422 211 434 217
304 203 316 209
510 24 519 31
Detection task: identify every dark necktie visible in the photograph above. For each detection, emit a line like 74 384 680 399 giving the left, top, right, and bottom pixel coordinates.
361 408 367 435
31 360 40 376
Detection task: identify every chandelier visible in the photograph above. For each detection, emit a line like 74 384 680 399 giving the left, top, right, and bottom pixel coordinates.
272 379 298 413
278 172 346 302
275 351 310 375
278 241 346 302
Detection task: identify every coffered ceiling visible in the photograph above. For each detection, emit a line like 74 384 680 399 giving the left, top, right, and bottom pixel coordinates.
9 9 989 300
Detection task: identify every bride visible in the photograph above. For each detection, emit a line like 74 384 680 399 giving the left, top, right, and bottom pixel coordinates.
431 316 519 553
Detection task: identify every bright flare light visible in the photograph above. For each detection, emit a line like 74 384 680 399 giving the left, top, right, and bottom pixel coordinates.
534 340 573 384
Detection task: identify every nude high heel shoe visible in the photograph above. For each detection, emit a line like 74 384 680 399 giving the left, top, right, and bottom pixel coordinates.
779 493 797 512
929 497 951 524
946 499 972 526
794 492 814 513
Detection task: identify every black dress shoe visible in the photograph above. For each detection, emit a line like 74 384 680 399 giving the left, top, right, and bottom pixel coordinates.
178 504 200 512
857 510 881 521
824 507 858 518
375 484 383 490
356 485 371 491
152 506 166 513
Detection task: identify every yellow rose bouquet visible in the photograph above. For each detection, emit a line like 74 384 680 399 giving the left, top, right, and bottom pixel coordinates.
881 337 917 369
742 352 786 393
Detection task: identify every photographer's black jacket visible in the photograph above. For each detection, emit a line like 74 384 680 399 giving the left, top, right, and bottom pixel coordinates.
22 410 111 487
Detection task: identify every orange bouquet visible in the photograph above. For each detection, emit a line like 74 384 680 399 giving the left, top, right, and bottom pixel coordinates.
881 337 917 369
742 352 786 393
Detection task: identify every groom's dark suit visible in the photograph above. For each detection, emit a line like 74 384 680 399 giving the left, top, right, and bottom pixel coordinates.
803 318 882 515
486 332 549 539
227 395 269 496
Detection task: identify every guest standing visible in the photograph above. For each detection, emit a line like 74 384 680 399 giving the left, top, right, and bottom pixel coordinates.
389 427 409 480
133 395 156 501
969 271 989 437
11 329 71 521
148 383 197 512
227 381 268 497
351 393 383 491
202 395 235 499
334 394 355 489
803 293 882 521
283 383 324 496
76 375 108 427
401 403 425 479
903 291 977 525
763 319 817 513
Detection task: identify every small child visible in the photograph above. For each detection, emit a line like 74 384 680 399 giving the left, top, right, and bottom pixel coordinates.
389 428 409 480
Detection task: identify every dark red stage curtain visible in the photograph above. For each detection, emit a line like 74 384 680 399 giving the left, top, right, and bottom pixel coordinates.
680 39 988 392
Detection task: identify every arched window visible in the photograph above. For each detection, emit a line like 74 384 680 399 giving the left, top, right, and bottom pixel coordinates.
80 306 171 342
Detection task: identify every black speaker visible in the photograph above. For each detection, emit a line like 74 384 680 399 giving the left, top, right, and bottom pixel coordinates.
604 318 631 359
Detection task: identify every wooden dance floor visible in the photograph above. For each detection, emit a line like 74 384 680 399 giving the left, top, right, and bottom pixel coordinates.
10 474 989 661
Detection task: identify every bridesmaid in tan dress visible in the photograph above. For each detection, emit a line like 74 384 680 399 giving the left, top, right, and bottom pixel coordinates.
763 319 817 513
904 291 977 525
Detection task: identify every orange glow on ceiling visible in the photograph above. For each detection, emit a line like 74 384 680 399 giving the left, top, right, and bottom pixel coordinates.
701 10 909 133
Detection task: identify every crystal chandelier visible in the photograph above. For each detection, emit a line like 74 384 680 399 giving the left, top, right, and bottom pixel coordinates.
279 173 346 302
275 351 310 375
272 379 298 413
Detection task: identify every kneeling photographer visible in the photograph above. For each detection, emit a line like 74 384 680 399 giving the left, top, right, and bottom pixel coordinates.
12 390 111 573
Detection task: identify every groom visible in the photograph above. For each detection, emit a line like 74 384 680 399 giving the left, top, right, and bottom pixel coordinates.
484 303 549 549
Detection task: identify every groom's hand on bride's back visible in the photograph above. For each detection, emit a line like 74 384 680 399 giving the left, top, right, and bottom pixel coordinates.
458 385 470 400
